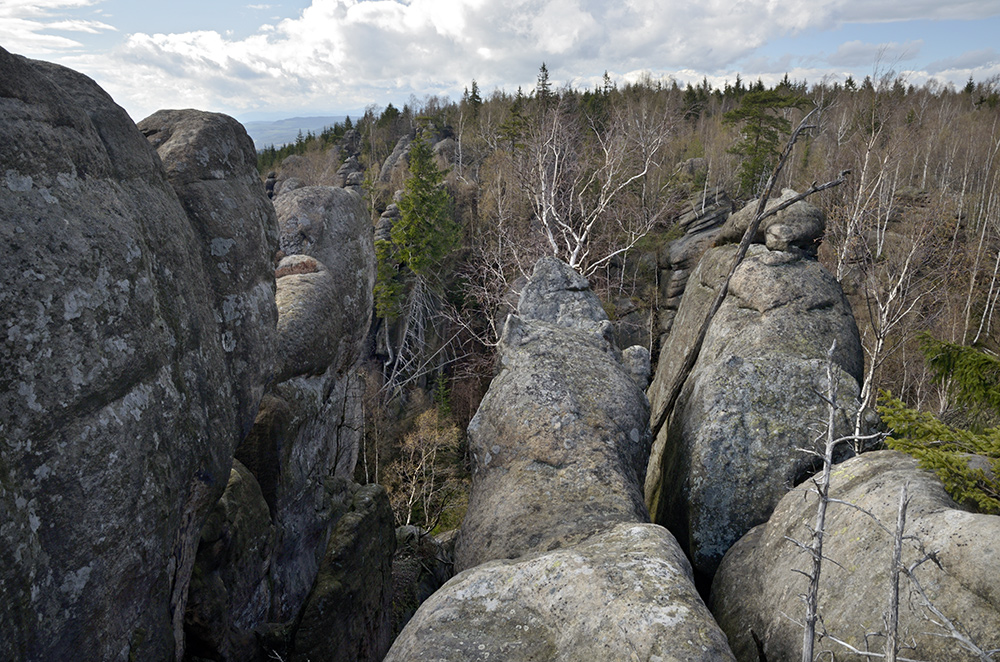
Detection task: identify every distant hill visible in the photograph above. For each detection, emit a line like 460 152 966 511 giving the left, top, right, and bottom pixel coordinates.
243 116 347 150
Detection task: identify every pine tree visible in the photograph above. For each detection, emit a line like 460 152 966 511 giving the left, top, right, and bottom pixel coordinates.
394 132 457 278
536 62 552 107
374 130 459 320
723 88 808 196
879 336 1000 515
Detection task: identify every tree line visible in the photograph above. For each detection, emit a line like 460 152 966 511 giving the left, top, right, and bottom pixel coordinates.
261 64 1000 530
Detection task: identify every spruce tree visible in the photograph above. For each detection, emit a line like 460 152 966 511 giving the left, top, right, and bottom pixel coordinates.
879 335 1000 514
374 130 458 319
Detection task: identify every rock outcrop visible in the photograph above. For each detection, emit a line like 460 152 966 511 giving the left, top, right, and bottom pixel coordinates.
0 49 276 660
290 483 395 662
658 187 732 340
387 257 735 661
138 108 280 438
712 451 1000 662
645 191 864 578
239 185 376 626
713 187 826 256
389 523 735 662
454 257 652 569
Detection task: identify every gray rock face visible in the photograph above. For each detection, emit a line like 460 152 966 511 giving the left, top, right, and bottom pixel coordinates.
454 257 652 570
379 134 412 182
658 187 731 340
138 108 279 438
712 451 1000 662
271 186 373 383
291 483 395 662
238 184 375 624
714 188 826 255
0 49 275 661
387 523 736 662
388 258 734 660
185 460 274 662
646 243 863 577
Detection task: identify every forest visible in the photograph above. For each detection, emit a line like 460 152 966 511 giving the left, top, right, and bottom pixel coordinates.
260 65 1000 530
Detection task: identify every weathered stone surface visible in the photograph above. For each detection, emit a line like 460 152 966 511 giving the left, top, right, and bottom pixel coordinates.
714 188 826 255
391 526 455 638
712 451 1000 662
271 186 373 384
658 187 730 340
138 108 279 438
185 460 274 662
239 184 376 625
645 244 863 577
454 258 652 571
291 484 395 662
379 134 412 182
387 523 736 662
0 49 273 661
264 369 367 622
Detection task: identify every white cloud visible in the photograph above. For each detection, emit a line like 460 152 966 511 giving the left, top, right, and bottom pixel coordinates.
828 40 922 68
0 0 114 55
15 0 1000 120
925 49 1000 75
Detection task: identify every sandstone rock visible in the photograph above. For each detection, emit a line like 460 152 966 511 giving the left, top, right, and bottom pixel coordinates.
712 451 1000 662
433 137 456 168
138 108 279 438
387 523 736 662
274 176 304 197
291 484 395 662
454 258 652 571
271 186 373 383
658 187 731 340
645 244 863 577
379 134 412 182
263 369 367 621
238 184 375 625
714 188 826 255
185 461 274 662
0 49 273 660
336 155 362 187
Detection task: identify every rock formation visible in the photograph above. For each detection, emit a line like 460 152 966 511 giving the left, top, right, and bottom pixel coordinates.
454 257 652 569
658 187 732 340
1 49 388 662
238 184 381 635
387 257 735 661
0 49 276 660
712 451 1000 662
645 192 864 578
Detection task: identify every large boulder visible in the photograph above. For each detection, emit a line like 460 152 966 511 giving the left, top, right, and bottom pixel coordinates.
713 188 826 255
237 185 376 624
454 257 652 570
397 258 735 660
386 523 736 662
291 483 396 662
645 243 864 578
138 108 279 438
0 49 275 660
712 451 1000 662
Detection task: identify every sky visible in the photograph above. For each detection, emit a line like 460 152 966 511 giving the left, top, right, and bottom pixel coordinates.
3 0 1000 123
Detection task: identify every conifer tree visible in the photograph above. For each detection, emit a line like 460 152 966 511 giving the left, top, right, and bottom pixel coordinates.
879 335 1000 514
374 130 458 319
535 62 552 107
723 88 808 196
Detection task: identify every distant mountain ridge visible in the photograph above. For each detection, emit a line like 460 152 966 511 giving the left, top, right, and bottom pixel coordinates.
243 115 347 149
